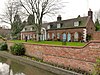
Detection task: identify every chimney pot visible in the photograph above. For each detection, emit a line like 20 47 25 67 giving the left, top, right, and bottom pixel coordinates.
88 9 93 20
57 15 62 21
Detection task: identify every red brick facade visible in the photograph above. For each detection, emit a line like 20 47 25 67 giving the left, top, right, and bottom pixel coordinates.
86 17 95 35
21 17 95 42
7 40 100 73
47 28 84 41
21 9 96 41
93 32 100 40
47 17 95 42
21 31 36 40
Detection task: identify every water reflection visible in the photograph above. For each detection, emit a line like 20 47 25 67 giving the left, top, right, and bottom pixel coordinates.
0 57 57 75
0 62 25 75
0 63 9 75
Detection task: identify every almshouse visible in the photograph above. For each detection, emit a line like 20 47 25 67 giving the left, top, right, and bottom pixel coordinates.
21 9 95 42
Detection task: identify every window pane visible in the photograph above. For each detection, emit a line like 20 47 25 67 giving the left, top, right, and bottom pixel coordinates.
74 22 79 26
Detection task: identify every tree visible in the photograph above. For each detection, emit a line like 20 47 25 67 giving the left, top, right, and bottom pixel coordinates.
11 14 25 39
94 10 100 21
95 19 100 31
27 14 35 25
0 0 24 39
19 0 63 41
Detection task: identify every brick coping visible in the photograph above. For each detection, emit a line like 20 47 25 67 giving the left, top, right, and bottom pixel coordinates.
7 40 100 49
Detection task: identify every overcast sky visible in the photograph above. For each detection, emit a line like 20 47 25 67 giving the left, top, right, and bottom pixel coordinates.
0 0 100 28
44 0 100 22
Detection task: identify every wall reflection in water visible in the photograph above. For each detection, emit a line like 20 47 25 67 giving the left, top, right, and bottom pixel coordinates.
0 57 57 75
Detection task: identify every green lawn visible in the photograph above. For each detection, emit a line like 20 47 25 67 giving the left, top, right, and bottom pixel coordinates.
10 40 86 47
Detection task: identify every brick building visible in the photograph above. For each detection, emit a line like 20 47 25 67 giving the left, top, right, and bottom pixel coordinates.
21 9 95 42
0 26 10 38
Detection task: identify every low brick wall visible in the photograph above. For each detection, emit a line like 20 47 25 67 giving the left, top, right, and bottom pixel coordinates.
93 31 100 40
7 40 100 73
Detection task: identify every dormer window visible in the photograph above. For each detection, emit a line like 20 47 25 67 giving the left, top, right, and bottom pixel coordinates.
79 21 81 25
47 25 50 29
30 27 34 31
25 28 27 31
57 24 60 28
74 21 79 26
32 27 34 30
57 23 63 28
50 25 53 28
61 23 63 27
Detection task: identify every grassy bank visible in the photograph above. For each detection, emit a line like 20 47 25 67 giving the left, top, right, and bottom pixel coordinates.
10 40 85 47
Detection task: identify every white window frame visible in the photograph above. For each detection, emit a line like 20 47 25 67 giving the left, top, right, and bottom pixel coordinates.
57 33 60 39
52 33 55 39
57 23 60 28
74 32 79 41
47 25 50 29
30 28 33 31
74 21 79 26
48 33 50 39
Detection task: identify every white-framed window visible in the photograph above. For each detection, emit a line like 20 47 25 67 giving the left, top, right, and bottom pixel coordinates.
30 27 34 31
67 33 71 42
52 33 55 39
30 28 33 31
74 32 79 41
48 33 50 39
63 33 66 41
47 25 50 29
57 33 60 39
83 29 87 42
57 24 60 28
74 21 79 26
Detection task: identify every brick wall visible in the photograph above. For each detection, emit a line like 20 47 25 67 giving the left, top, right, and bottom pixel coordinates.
93 32 100 40
7 40 100 73
0 28 10 38
48 28 84 41
86 17 95 35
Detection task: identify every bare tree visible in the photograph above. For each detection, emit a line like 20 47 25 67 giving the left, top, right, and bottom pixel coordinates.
19 0 63 41
0 0 21 26
0 0 24 39
94 10 100 22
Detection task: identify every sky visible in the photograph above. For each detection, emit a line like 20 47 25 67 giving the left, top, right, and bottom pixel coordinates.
44 0 100 22
0 0 100 28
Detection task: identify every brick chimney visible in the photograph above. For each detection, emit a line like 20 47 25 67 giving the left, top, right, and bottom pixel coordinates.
57 15 62 21
88 9 93 20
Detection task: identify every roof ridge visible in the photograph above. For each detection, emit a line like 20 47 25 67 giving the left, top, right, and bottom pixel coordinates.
43 16 88 24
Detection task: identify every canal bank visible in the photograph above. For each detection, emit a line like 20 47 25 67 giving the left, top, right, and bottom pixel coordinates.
0 51 81 75
7 40 100 73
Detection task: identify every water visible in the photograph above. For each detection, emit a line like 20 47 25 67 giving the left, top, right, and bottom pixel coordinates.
0 56 57 75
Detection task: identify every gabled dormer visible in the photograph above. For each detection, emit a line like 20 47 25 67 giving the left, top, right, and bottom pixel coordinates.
57 23 63 28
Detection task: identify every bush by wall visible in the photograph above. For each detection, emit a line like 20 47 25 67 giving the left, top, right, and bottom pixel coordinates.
0 35 7 41
93 57 100 75
0 42 8 51
10 43 25 55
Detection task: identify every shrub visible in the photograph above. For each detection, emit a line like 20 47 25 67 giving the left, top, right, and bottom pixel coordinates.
0 35 7 41
10 43 25 55
86 34 92 42
0 42 8 51
93 57 100 75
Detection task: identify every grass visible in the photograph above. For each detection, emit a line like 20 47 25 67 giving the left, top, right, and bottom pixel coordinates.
10 40 86 47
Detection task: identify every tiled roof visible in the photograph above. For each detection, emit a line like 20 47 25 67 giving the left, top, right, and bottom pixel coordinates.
21 25 36 32
22 16 90 31
43 16 89 29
